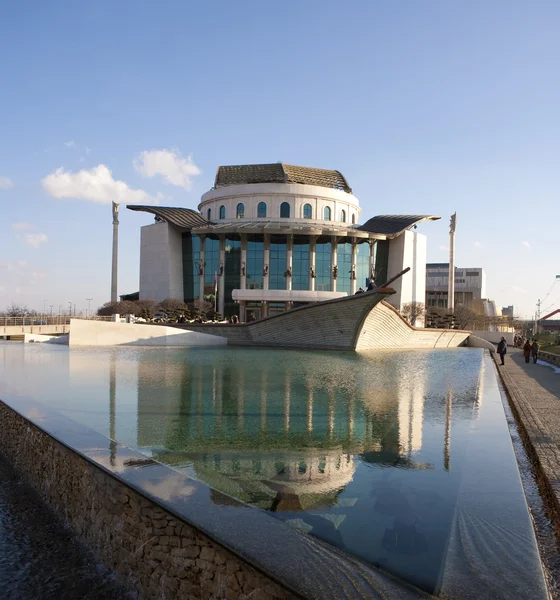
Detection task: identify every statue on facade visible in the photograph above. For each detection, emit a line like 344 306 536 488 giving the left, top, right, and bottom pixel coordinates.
333 265 338 280
219 264 224 276
196 262 204 276
241 262 246 276
263 265 269 276
350 264 356 280
284 267 292 278
310 266 316 279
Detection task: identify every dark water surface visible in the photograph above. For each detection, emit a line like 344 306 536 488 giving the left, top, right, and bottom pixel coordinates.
0 456 129 600
0 343 549 598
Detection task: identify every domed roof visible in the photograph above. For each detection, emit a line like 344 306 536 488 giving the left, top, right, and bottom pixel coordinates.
214 163 352 193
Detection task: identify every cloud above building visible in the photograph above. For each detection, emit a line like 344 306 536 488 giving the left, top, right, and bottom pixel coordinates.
0 176 14 189
41 164 161 205
134 148 201 189
24 233 48 248
522 241 531 248
11 222 33 231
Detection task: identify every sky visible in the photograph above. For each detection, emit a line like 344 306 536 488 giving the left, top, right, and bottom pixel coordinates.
1 1 559 319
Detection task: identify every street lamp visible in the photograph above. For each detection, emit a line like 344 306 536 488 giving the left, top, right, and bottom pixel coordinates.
49 305 53 317
68 302 72 316
86 298 93 319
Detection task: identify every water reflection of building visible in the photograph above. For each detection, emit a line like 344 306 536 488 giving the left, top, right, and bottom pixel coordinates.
132 351 438 511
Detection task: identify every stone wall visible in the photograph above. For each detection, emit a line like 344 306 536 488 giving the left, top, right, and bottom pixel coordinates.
540 351 560 367
0 401 294 600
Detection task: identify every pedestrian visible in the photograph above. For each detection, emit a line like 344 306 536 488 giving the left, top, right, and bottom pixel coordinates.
523 339 532 363
532 339 540 364
497 337 507 366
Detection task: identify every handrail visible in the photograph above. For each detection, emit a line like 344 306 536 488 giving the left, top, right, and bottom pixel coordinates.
0 316 113 327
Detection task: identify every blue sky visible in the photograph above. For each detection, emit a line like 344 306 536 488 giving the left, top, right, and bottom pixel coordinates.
1 1 559 318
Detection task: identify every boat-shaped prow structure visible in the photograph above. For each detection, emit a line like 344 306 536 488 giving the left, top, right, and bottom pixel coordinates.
184 268 472 350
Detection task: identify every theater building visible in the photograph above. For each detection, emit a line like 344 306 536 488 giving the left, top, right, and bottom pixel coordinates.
128 163 437 322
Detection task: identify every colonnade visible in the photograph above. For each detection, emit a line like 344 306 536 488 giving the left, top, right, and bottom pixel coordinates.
195 233 378 318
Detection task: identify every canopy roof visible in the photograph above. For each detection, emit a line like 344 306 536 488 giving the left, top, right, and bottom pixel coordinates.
358 215 440 235
127 205 209 229
214 163 352 193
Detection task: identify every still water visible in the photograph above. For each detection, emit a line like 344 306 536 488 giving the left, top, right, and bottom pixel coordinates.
0 344 547 597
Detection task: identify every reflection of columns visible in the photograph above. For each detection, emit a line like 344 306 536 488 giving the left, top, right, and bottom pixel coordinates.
328 392 335 438
239 301 246 323
350 238 358 294
307 387 313 433
309 236 316 291
347 395 354 439
199 235 205 302
196 366 203 435
331 237 338 292
284 372 291 433
237 370 244 433
240 235 247 289
218 236 225 316
216 365 223 435
260 371 268 434
398 380 425 456
111 202 119 303
109 353 117 466
444 390 452 471
263 234 270 291
286 235 293 291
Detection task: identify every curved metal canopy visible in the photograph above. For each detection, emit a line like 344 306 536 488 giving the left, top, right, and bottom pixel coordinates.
127 205 210 229
358 215 440 236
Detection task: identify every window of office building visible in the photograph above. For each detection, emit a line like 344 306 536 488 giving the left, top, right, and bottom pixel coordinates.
292 239 310 290
207 208 211 221
324 206 331 221
203 237 220 296
269 235 287 290
219 205 225 219
337 242 352 293
225 237 241 316
340 209 346 223
356 242 370 289
236 203 245 219
182 233 200 303
315 238 331 290
257 202 267 218
246 236 264 289
303 203 312 219
280 202 290 218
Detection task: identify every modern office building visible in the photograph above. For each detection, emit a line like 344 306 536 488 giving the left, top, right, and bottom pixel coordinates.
129 163 438 321
425 263 486 310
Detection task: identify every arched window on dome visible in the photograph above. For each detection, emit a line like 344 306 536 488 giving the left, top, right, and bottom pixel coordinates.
280 202 290 218
257 202 267 218
207 208 211 221
219 205 226 219
324 206 332 221
303 203 312 219
340 209 346 223
351 214 356 224
236 203 245 219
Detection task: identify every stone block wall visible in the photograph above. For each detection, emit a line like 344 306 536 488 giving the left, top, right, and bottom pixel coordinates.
0 401 295 600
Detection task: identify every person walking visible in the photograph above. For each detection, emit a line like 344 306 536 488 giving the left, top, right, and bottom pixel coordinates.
532 339 540 364
523 339 532 363
497 337 507 365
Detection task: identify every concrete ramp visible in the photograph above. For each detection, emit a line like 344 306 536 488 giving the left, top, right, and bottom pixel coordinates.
466 335 496 352
69 320 227 347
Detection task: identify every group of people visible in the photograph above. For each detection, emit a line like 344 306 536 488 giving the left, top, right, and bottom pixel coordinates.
497 336 539 366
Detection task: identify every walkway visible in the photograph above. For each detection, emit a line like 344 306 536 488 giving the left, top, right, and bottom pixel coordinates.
496 348 560 526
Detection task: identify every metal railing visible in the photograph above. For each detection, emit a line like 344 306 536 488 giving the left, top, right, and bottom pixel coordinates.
0 315 113 327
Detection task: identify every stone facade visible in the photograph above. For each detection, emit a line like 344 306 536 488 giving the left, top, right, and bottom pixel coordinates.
0 402 295 600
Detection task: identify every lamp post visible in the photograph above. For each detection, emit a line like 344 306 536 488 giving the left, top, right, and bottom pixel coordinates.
49 305 53 317
111 202 119 303
68 302 72 316
86 298 93 319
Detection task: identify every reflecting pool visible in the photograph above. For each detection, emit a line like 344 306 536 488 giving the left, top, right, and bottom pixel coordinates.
0 344 547 598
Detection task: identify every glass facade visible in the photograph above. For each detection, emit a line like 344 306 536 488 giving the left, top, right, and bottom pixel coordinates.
236 203 245 218
224 237 241 317
303 203 312 219
204 237 220 296
182 234 200 303
356 242 370 289
292 240 309 290
315 238 331 291
219 205 225 219
246 236 264 289
269 235 287 290
375 240 389 285
257 202 267 218
280 202 290 218
324 206 331 221
337 242 352 293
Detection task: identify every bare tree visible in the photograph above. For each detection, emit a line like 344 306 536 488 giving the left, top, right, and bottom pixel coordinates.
5 303 29 317
193 298 213 321
401 302 425 326
97 301 141 316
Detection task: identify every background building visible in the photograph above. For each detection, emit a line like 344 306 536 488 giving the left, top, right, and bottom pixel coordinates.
425 263 486 310
130 163 438 321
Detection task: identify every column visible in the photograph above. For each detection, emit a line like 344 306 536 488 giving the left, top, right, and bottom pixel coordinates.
369 240 376 283
263 234 270 318
198 235 205 302
240 235 247 290
286 235 293 291
331 236 338 292
239 301 246 323
218 235 225 317
350 238 358 295
309 236 316 291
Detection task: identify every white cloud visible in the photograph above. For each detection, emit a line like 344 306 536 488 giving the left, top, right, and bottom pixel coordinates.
439 245 449 252
85 147 91 155
522 241 531 248
41 164 161 205
0 176 14 189
11 222 33 231
510 285 528 294
134 148 201 189
473 241 482 248
64 140 76 148
24 233 48 248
